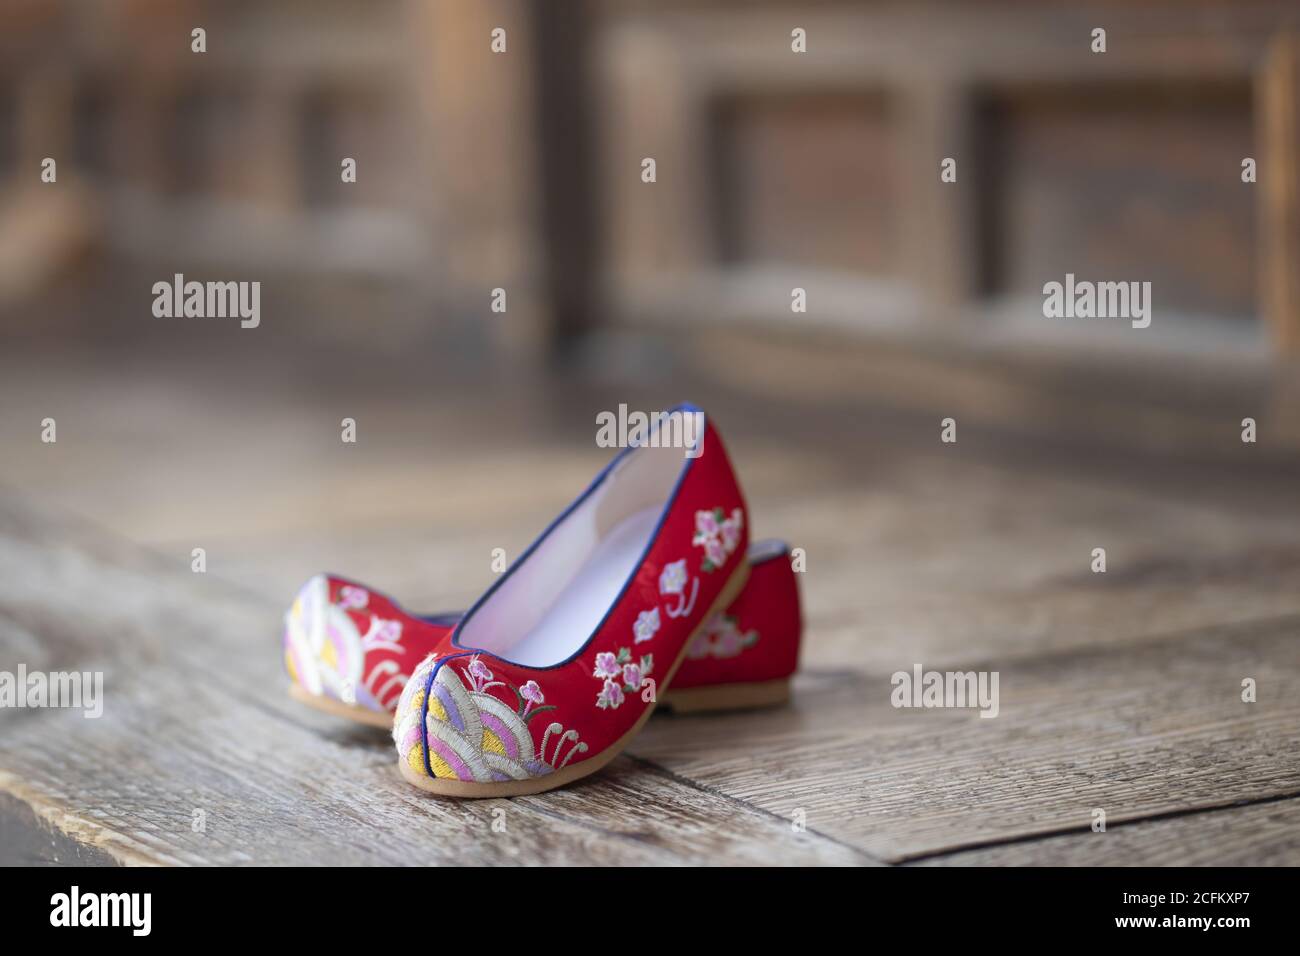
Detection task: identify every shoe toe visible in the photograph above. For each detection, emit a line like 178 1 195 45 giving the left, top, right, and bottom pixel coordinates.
393 654 579 785
283 574 332 696
393 653 437 778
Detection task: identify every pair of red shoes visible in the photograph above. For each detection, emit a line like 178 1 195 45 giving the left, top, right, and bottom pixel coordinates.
283 404 801 797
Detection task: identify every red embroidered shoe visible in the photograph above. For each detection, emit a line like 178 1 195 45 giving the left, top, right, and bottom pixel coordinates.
283 540 801 726
660 538 801 712
283 575 458 726
389 405 752 796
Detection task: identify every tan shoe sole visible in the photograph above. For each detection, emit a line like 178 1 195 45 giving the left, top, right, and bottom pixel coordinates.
288 683 393 728
659 677 791 713
397 559 751 799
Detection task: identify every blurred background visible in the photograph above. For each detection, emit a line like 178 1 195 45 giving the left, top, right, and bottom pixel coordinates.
0 0 1297 635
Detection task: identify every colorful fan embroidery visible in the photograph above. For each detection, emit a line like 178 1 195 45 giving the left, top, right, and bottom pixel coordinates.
395 655 586 783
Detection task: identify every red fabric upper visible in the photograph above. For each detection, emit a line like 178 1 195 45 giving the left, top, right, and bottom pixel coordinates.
284 410 803 788
289 540 801 719
398 414 751 778
668 548 802 689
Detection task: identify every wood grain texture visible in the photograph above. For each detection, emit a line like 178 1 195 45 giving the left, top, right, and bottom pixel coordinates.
0 498 866 866
0 792 121 867
631 618 1300 863
6 485 1296 865
1 333 1297 865
919 795 1300 866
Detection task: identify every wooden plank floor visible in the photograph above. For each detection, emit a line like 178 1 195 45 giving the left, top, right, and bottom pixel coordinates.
1 333 1297 865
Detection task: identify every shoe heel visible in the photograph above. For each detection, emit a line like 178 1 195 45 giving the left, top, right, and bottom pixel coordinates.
288 683 394 729
661 677 791 714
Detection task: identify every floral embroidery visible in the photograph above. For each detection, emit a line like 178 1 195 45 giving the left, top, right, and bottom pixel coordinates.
361 616 403 653
633 607 660 643
594 647 655 709
520 680 545 711
686 614 759 660
720 515 742 554
659 557 699 619
597 679 624 710
395 659 583 783
659 559 687 595
593 652 621 679
467 657 494 689
338 585 369 610
693 506 743 573
284 576 410 712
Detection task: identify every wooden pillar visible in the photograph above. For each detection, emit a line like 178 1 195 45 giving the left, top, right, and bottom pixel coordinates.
529 0 598 349
901 80 976 319
1260 32 1300 355
16 66 76 177
410 0 548 361
239 80 302 210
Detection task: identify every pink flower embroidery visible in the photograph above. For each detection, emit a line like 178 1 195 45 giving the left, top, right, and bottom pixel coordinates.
519 679 544 717
691 615 759 659
622 663 643 689
597 679 625 710
361 616 404 653
717 629 745 657
693 505 744 573
720 512 743 552
593 652 621 679
594 650 653 708
465 656 496 691
694 510 719 541
338 585 369 609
